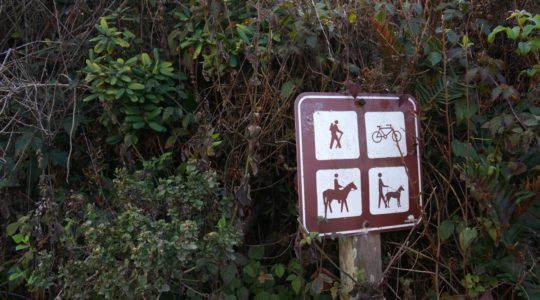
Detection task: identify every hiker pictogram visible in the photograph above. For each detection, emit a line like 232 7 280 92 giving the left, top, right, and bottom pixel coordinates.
371 124 402 143
323 173 357 218
329 120 343 149
378 172 404 208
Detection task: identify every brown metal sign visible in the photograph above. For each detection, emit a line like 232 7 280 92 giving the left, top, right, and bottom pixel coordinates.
294 93 423 236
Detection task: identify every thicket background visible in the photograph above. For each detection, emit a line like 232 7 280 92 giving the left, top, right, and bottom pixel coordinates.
1 0 539 299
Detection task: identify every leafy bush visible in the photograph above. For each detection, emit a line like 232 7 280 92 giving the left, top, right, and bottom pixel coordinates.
2 1 540 299
83 17 190 145
7 155 239 299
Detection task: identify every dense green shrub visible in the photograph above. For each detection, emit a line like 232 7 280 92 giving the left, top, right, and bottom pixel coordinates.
8 156 239 299
83 17 190 145
2 1 540 299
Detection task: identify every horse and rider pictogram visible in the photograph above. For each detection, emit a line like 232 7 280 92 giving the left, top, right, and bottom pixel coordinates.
322 173 357 218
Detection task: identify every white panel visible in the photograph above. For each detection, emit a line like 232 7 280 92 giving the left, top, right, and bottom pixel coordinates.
368 167 409 215
313 111 360 160
316 168 361 219
365 112 407 158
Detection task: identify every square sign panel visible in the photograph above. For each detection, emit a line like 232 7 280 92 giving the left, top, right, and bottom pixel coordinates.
295 93 423 236
365 112 407 159
313 111 360 160
316 168 362 219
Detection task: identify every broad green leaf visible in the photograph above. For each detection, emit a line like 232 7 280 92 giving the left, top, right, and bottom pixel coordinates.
236 24 253 43
162 107 175 121
348 63 360 74
229 55 238 67
50 150 68 166
145 107 162 120
451 140 477 159
280 81 294 100
148 122 166 132
348 13 357 23
487 25 506 43
132 122 145 129
120 75 131 82
143 104 158 111
15 131 33 156
159 67 175 77
522 24 535 38
99 18 108 30
8 272 25 282
84 73 96 82
236 287 249 300
220 264 237 285
12 233 25 243
508 26 521 40
447 30 459 45
15 244 29 251
248 245 264 260
244 264 256 278
440 220 454 241
106 135 122 144
128 83 145 90
124 134 139 145
272 264 285 278
459 227 478 252
517 42 532 55
193 43 203 59
141 53 151 66
491 85 502 101
6 222 19 236
427 51 442 66
454 98 478 126
137 274 147 286
254 292 270 300
291 276 301 294
159 284 170 292
114 38 129 48
123 107 140 115
125 115 144 123
115 88 125 99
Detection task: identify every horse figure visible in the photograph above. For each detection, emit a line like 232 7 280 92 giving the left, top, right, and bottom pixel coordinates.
385 186 404 208
322 182 357 218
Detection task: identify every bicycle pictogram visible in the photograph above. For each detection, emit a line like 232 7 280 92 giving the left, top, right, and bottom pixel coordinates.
371 124 402 143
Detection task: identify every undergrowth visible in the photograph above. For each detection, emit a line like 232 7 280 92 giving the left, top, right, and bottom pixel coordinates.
1 0 539 299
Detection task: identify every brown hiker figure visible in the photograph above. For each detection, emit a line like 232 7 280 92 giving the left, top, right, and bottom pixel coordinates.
329 120 343 149
378 173 389 208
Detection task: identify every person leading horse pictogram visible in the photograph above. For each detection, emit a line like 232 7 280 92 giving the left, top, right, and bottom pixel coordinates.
329 120 343 149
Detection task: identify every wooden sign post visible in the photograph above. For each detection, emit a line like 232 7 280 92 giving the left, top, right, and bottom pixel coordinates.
294 92 422 296
339 234 382 298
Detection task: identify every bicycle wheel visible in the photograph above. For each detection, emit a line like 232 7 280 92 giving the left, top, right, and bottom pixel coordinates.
372 131 383 143
391 130 402 142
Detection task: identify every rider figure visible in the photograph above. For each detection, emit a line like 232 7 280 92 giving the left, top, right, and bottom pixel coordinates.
378 173 389 208
329 120 343 149
334 173 343 191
